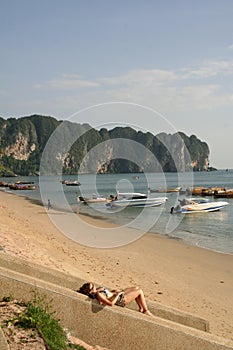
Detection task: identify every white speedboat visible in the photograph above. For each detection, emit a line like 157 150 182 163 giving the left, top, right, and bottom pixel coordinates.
170 198 229 214
107 192 168 208
78 194 107 203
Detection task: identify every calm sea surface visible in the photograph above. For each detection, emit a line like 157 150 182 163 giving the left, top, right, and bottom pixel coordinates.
1 170 233 254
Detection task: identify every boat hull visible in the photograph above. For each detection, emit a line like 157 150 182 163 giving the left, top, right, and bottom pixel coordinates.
173 201 229 213
214 190 233 198
109 197 167 208
65 183 80 186
78 196 107 203
8 184 38 190
150 187 181 193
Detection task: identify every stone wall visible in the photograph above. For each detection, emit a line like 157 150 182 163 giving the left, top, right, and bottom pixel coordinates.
0 253 233 350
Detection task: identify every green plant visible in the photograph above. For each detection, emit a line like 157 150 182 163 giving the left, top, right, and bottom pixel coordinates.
16 293 69 350
1 293 88 350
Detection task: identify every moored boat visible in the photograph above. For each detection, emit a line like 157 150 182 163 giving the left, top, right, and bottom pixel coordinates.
78 194 108 203
214 189 233 198
201 187 226 196
0 181 9 187
149 187 182 193
170 197 229 214
107 191 168 208
15 181 35 185
8 183 38 190
64 180 81 186
190 187 205 195
190 186 226 196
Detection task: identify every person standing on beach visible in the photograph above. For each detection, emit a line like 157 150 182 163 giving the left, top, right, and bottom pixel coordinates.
47 199 52 210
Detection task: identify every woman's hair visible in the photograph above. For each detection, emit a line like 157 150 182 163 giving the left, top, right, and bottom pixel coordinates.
77 282 92 296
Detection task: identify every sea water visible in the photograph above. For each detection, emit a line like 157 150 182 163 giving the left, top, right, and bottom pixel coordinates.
1 169 233 254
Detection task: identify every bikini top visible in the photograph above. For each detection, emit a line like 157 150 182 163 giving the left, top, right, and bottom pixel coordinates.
100 288 109 297
89 287 109 299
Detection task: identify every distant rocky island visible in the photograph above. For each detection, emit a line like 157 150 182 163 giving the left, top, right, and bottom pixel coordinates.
0 115 211 176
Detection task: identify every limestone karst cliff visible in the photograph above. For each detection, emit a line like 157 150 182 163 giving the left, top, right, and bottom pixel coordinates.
0 115 210 176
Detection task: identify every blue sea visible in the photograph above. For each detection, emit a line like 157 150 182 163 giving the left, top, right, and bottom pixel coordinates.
1 170 233 254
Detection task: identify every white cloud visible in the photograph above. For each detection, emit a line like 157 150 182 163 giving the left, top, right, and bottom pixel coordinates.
34 74 100 89
31 58 233 116
34 59 233 92
98 69 178 87
180 59 233 79
180 67 217 79
103 82 233 113
205 59 233 74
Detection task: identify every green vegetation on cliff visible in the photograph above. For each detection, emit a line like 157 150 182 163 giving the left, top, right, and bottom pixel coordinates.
0 115 210 175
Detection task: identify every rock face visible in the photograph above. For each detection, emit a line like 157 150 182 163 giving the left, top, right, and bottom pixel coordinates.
0 115 210 175
5 132 36 160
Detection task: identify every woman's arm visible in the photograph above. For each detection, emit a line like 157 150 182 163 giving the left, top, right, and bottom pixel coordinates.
96 291 121 306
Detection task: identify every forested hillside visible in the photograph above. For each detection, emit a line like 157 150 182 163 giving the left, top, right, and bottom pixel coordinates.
0 115 210 176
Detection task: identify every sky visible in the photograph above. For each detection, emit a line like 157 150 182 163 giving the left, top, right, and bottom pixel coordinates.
1 0 233 168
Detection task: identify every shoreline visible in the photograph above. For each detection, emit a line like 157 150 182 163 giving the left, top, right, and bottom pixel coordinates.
195 240 233 256
21 190 233 255
0 189 233 341
2 187 232 255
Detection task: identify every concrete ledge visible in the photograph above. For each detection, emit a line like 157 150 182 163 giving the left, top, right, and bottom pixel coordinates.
0 252 78 290
0 252 208 331
129 299 209 332
0 266 233 350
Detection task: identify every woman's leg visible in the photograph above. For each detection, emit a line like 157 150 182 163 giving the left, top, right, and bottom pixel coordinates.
122 286 153 315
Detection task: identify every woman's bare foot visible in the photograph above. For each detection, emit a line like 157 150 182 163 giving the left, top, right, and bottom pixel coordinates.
142 309 153 316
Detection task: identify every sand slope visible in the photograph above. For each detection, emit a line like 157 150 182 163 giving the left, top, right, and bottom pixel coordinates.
0 190 233 341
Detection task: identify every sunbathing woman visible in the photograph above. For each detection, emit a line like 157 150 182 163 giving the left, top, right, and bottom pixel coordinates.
78 282 153 316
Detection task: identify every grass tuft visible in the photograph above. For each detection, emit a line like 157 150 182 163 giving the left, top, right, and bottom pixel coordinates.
13 292 86 350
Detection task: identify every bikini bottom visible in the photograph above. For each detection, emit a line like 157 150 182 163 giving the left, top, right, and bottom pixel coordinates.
115 292 126 307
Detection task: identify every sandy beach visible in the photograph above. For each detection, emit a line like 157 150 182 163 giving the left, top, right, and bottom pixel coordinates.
0 189 233 342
